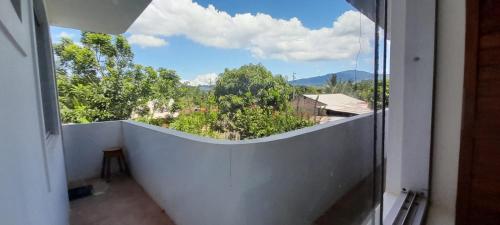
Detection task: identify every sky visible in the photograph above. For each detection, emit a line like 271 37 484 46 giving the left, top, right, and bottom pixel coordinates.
50 0 378 85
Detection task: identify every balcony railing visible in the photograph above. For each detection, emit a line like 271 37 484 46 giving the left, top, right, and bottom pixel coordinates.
62 113 380 225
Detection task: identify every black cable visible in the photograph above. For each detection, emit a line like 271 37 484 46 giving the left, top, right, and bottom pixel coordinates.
354 10 363 83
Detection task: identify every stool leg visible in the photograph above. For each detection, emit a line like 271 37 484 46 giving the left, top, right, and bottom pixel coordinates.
117 157 124 172
121 155 130 176
106 157 111 182
101 156 106 179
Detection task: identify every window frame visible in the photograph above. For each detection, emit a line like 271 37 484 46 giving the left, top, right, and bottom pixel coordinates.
33 1 60 140
383 0 436 223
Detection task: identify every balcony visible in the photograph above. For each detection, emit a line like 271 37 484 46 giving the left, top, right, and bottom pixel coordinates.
69 176 174 225
62 113 382 225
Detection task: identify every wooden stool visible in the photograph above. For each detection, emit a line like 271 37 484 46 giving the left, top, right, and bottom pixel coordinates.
100 147 129 182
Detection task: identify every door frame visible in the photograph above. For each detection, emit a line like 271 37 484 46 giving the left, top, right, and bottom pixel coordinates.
456 0 480 224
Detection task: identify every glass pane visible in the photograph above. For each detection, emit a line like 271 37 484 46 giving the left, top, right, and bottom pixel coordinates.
57 0 389 225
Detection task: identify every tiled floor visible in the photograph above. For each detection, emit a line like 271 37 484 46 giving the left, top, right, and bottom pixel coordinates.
70 176 175 225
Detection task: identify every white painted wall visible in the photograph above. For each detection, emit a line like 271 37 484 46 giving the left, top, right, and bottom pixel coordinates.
385 0 406 195
62 121 123 183
63 114 379 225
386 0 465 223
0 0 68 225
427 0 465 224
386 0 437 195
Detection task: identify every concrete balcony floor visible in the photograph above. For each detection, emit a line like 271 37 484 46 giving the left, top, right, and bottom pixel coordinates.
315 172 376 225
69 175 175 225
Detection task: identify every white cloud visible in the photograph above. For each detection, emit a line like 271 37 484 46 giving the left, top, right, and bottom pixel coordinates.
128 34 168 48
128 0 374 61
55 31 83 46
186 73 218 86
58 31 73 39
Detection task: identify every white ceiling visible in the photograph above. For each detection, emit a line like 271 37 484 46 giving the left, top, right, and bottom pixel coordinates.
45 0 152 34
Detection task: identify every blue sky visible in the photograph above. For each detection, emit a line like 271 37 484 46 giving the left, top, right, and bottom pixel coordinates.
50 0 376 85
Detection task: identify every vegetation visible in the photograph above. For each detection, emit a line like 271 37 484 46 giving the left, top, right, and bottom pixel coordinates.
291 73 389 110
170 111 220 138
55 32 182 123
54 32 387 139
169 64 313 139
55 32 312 139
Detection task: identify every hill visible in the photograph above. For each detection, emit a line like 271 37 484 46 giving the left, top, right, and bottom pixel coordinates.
290 70 373 86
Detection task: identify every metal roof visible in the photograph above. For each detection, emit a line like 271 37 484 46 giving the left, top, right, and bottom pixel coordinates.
303 94 372 115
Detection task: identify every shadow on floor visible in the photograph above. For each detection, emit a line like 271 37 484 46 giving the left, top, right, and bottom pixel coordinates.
70 173 381 225
69 175 175 225
315 172 381 225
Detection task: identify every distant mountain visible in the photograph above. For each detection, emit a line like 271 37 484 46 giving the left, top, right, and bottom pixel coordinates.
290 70 373 87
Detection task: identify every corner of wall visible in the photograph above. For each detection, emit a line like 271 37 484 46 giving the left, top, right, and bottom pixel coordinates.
119 120 125 147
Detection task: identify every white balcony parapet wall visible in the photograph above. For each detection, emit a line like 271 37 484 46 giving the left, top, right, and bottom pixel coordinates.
63 113 378 225
62 121 123 182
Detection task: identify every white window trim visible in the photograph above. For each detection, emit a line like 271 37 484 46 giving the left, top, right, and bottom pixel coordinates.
31 0 63 192
384 0 436 223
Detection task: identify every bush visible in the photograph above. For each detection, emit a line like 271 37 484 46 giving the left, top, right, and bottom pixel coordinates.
169 112 221 138
133 117 168 127
233 107 313 139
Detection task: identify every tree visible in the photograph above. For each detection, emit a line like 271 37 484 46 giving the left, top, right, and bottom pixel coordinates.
170 64 313 140
232 107 312 139
293 85 323 95
212 64 311 139
170 111 220 138
149 68 181 114
55 32 181 123
329 74 338 87
54 34 313 139
214 64 292 113
353 80 390 109
320 78 390 109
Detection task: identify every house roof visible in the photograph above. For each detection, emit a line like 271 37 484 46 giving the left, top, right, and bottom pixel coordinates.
45 0 151 34
303 94 372 115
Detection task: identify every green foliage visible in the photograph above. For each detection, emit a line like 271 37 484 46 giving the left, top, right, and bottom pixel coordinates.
329 74 338 87
171 64 313 140
212 64 311 139
175 85 208 112
322 79 390 109
293 85 323 95
350 80 390 109
149 68 182 113
55 32 181 123
55 34 314 140
170 112 221 138
133 116 168 127
214 64 292 113
232 107 313 139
